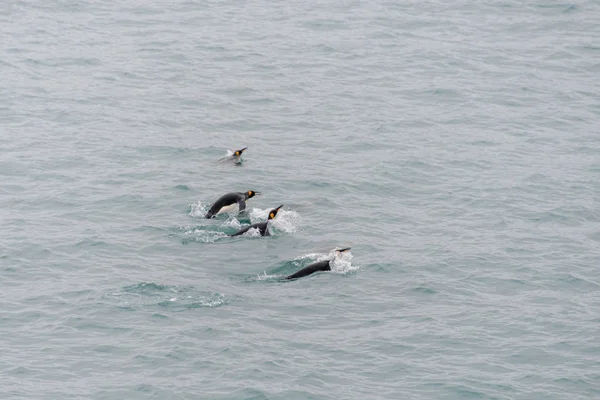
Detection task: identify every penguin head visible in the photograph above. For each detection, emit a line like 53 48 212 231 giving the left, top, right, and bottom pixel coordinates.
268 205 284 220
245 190 260 199
336 247 351 253
234 147 248 157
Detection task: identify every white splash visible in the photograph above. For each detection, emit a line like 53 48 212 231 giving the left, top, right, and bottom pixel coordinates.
222 216 242 229
181 227 229 243
293 252 329 263
244 227 262 237
329 249 358 274
254 271 280 281
189 201 208 217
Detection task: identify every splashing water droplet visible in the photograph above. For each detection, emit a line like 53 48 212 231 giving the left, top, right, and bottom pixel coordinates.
190 201 208 217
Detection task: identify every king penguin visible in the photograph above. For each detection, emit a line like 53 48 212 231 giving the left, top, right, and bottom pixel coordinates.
285 248 351 280
205 190 260 219
230 147 247 164
233 147 247 158
229 205 283 237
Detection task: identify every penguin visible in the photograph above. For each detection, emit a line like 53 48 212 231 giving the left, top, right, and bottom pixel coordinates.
230 147 248 164
285 248 351 280
229 205 283 237
217 147 248 164
232 147 247 159
205 190 260 219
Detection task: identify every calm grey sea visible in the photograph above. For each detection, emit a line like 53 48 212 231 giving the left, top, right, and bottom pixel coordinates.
2 1 600 399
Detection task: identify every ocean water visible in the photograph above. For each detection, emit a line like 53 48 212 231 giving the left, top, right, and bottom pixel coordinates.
1 0 600 399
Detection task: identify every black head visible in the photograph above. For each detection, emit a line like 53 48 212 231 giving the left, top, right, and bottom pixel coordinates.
234 147 248 157
245 190 260 199
336 247 351 253
268 205 283 220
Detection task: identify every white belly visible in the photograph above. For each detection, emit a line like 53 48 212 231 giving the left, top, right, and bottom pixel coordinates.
217 203 239 215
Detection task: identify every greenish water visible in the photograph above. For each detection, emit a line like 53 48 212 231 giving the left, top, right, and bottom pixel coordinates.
1 1 600 399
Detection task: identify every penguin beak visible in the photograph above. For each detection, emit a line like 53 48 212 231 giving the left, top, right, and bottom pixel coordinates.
275 205 283 211
336 247 351 253
254 191 262 196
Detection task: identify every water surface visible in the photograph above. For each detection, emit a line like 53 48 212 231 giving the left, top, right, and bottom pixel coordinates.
1 1 600 399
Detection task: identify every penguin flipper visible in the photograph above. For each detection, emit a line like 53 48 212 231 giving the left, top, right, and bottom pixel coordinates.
237 199 247 212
